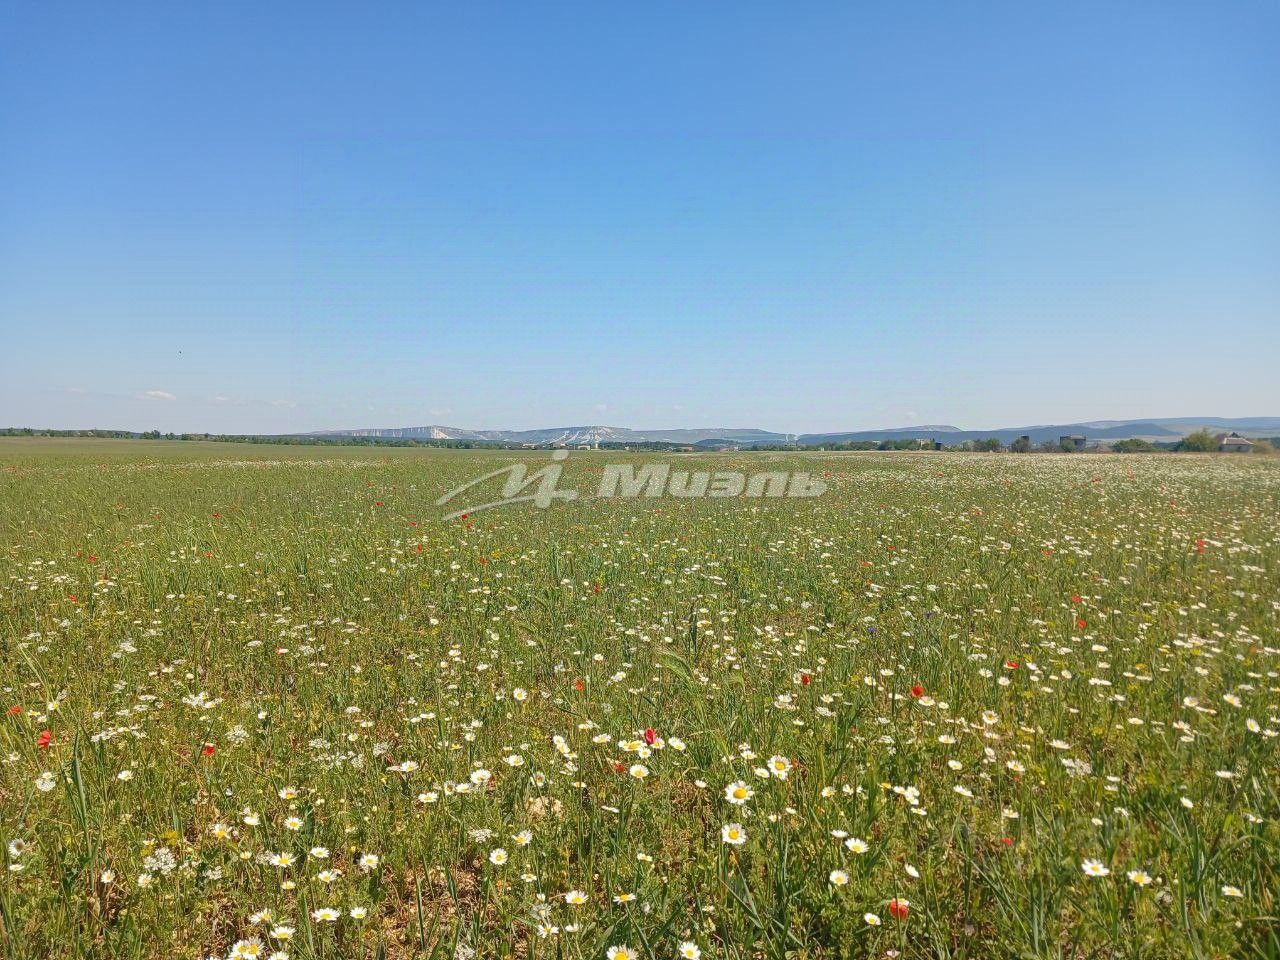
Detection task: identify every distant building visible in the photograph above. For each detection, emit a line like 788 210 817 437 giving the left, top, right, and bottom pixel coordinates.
1217 432 1254 453
1059 434 1086 452
911 438 942 450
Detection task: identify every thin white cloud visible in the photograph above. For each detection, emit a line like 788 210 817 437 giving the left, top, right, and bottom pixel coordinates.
140 390 176 401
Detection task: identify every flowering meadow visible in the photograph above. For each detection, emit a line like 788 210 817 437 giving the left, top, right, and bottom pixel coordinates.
1 439 1277 959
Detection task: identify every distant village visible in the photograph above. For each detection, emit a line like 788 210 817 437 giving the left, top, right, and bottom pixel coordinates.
568 429 1270 454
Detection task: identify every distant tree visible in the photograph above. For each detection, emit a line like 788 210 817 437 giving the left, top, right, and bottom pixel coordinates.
1177 429 1217 452
974 437 1003 452
1251 438 1275 455
1112 438 1155 453
1010 436 1032 453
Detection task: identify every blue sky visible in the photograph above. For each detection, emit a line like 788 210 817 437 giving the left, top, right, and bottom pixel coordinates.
2 2 1277 434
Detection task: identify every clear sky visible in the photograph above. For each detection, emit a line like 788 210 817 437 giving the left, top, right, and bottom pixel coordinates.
2 2 1277 435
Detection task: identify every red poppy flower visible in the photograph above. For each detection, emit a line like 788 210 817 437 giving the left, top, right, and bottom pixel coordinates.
910 685 924 698
573 678 585 692
1071 594 1081 603
1005 660 1019 669
613 761 626 773
800 673 811 685
201 744 216 757
1001 837 1014 847
644 728 656 745
7 705 21 715
1076 619 1086 629
889 898 910 920
37 730 52 749
459 513 469 521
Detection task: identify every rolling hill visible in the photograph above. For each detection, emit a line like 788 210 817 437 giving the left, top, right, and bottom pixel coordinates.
306 417 1280 447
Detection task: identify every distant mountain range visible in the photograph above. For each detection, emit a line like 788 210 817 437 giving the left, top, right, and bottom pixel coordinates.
306 417 1280 447
305 425 791 445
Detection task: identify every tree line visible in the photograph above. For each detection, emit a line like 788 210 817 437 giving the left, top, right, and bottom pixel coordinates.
2 427 1275 454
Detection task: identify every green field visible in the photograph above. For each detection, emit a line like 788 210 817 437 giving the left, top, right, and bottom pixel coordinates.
1 439 1277 959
